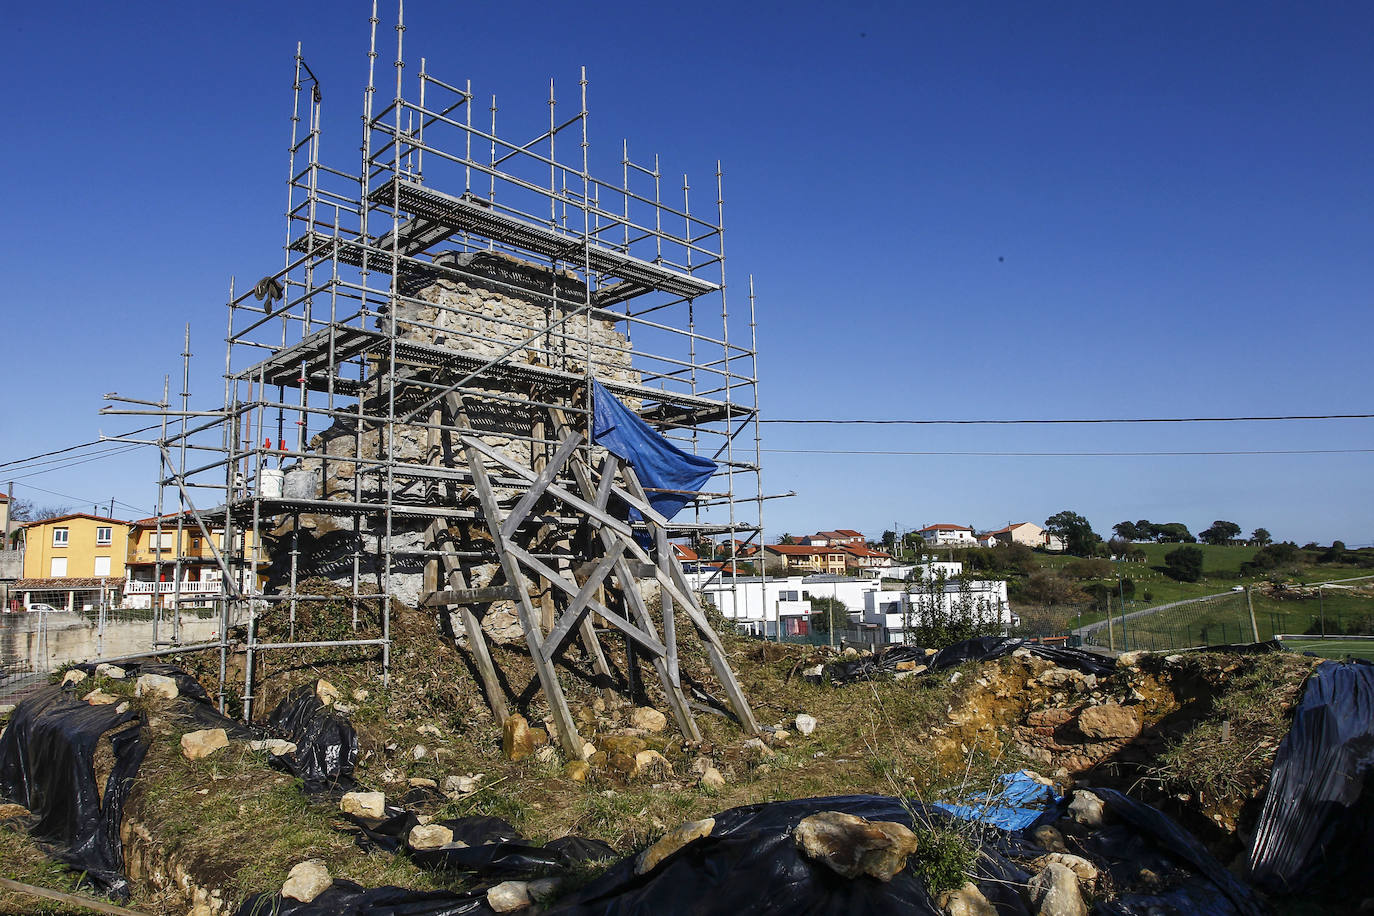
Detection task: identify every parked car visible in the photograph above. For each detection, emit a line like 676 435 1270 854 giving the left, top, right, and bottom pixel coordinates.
26 603 61 613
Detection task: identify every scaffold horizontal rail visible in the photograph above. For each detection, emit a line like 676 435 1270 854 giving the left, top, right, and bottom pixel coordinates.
369 178 720 300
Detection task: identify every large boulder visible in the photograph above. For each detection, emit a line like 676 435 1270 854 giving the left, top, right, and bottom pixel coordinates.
181 728 229 760
630 707 668 733
1027 862 1087 916
793 811 919 882
938 881 998 916
282 859 332 903
636 818 716 875
340 791 387 818
1077 703 1141 740
503 714 537 761
135 673 179 701
408 823 456 850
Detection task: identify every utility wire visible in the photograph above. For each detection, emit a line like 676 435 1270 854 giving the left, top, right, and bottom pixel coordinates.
12 482 151 518
760 413 1374 426
765 447 1374 457
0 423 162 472
6 446 144 482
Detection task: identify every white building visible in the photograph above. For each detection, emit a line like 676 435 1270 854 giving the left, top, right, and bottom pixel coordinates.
977 522 1065 552
917 524 978 548
684 572 883 638
861 577 1012 645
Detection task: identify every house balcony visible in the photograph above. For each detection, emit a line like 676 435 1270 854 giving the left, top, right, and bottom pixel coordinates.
124 580 226 596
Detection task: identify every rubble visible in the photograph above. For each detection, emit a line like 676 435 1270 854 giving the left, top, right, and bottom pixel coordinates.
793 811 919 882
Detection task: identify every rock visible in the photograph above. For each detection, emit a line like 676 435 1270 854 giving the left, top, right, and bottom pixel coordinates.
417 724 442 738
582 741 596 759
352 687 370 701
134 673 179 700
564 760 590 782
487 878 562 912
1068 790 1106 828
742 737 775 759
700 766 726 791
1036 853 1098 883
794 714 818 736
529 727 549 748
938 882 998 916
503 714 536 761
1030 824 1067 853
690 757 715 776
444 774 481 795
1116 651 1145 668
770 729 792 745
1027 862 1087 916
333 703 355 716
803 664 824 677
315 679 341 706
793 810 919 882
896 660 918 671
340 791 387 818
636 818 716 875
0 802 31 819
408 823 455 850
634 750 672 777
1164 654 1184 664
181 728 229 760
94 663 126 679
535 745 559 765
282 859 332 903
408 777 438 789
1076 703 1141 740
600 734 648 757
249 738 298 756
83 689 119 706
0 704 14 718
61 669 88 688
411 744 428 761
630 707 668 733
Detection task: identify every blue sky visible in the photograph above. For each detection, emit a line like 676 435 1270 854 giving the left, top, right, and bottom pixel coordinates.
1 2 1370 545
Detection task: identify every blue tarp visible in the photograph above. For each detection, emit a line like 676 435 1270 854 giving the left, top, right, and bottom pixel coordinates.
591 380 717 521
935 770 1061 832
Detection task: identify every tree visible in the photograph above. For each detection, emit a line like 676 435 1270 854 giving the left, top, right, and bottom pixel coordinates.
809 596 849 634
1017 570 1083 606
1044 510 1100 557
1153 522 1195 544
777 533 796 545
880 530 896 552
1163 545 1204 582
9 499 70 523
1199 520 1242 545
1135 520 1158 541
1112 521 1141 541
1250 528 1272 547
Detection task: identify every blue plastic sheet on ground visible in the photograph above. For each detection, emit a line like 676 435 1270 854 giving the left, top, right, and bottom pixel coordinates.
590 380 716 521
934 771 1060 832
1248 659 1374 894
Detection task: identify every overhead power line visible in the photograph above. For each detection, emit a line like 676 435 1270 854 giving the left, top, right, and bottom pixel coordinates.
760 413 1374 426
0 424 162 472
765 447 1374 457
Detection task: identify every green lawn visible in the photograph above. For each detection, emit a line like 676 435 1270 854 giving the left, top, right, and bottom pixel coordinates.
1276 636 1374 662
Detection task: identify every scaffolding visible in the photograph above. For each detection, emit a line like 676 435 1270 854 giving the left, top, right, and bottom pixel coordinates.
101 4 766 758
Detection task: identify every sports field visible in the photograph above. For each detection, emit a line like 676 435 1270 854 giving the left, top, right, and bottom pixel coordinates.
1276 635 1374 662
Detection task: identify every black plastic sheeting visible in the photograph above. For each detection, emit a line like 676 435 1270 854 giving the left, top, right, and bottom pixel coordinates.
0 685 149 900
823 636 1115 685
237 882 495 916
1248 659 1374 894
1089 788 1265 916
543 791 1267 916
267 684 360 792
546 794 1033 916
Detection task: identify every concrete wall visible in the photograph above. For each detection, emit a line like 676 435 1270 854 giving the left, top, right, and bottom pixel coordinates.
0 611 236 673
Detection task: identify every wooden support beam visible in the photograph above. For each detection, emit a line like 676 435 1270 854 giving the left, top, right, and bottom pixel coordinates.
540 540 626 661
422 585 521 607
505 543 667 659
500 432 583 540
458 398 585 760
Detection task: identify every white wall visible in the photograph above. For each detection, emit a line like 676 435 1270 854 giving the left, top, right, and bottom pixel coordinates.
685 573 883 636
862 578 1012 644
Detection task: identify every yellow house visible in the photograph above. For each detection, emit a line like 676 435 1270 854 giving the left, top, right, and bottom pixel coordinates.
124 514 266 609
21 513 131 581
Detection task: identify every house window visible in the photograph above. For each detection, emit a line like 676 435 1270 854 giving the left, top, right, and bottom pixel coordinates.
52 528 69 547
50 557 68 577
93 556 111 576
192 537 201 550
96 526 112 545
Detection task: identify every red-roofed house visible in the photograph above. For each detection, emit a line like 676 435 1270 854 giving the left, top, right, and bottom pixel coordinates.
804 529 865 547
976 522 1064 551
838 543 894 571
